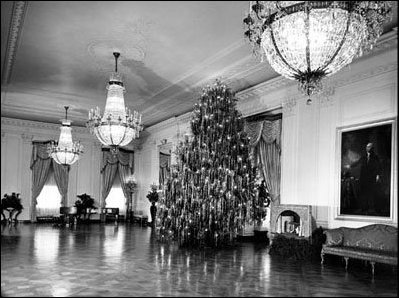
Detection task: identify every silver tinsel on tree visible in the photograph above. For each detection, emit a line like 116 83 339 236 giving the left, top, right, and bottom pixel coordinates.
156 80 257 248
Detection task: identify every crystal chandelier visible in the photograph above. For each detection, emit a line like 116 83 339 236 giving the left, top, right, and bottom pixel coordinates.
48 106 84 165
243 1 393 103
87 52 143 151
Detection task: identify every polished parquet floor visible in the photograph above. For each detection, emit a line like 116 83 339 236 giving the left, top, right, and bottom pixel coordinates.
1 223 397 297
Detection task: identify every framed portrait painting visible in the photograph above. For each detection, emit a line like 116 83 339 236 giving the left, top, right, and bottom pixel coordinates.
336 119 396 221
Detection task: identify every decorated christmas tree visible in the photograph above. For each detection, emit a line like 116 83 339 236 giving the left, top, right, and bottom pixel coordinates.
156 79 257 248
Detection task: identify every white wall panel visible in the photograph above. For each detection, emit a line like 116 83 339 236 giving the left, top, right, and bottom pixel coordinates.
280 100 299 205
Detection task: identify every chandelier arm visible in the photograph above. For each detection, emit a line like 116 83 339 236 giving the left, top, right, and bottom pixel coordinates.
251 1 264 21
269 25 297 75
319 9 353 73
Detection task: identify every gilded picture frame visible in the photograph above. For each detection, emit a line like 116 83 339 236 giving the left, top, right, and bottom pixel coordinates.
335 119 396 222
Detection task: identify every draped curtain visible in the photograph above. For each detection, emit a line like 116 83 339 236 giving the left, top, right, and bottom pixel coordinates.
36 168 61 216
30 142 70 220
53 162 69 205
244 118 282 204
159 152 171 188
101 149 134 210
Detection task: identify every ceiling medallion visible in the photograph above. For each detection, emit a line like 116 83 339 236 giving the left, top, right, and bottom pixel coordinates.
243 1 393 104
87 40 146 74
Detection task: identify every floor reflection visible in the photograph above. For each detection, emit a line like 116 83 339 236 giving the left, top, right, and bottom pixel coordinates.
1 224 397 297
102 225 125 261
34 228 60 263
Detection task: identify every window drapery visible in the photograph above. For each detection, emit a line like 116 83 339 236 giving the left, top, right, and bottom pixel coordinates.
105 174 127 214
53 161 69 205
245 120 281 150
30 141 70 220
101 162 118 208
118 163 132 207
101 149 134 210
244 118 282 203
36 167 62 217
159 152 171 188
257 140 281 202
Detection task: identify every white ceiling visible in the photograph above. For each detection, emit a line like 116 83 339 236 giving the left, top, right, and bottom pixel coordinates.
1 1 397 129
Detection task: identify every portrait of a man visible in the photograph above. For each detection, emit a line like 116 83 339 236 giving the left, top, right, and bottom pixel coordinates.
340 122 392 217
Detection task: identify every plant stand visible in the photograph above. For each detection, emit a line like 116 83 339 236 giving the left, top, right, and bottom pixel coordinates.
2 208 22 223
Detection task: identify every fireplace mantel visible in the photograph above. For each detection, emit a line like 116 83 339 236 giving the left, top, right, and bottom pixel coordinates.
270 204 312 238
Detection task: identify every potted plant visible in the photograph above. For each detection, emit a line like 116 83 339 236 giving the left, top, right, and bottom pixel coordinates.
146 184 159 226
74 193 97 221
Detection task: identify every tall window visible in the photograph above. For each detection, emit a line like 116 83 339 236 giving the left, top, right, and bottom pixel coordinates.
105 174 126 215
36 166 62 216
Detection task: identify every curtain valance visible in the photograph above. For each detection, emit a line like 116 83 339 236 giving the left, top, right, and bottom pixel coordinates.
244 119 282 150
101 150 134 173
30 141 52 169
160 152 171 168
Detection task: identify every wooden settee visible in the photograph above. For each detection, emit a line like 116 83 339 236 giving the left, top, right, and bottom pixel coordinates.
321 224 397 275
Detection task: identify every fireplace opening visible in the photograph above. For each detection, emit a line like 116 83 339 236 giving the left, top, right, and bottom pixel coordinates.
277 210 301 236
270 204 311 239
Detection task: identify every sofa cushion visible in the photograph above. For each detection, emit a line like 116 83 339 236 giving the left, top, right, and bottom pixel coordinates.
324 228 344 246
342 224 397 252
324 228 344 245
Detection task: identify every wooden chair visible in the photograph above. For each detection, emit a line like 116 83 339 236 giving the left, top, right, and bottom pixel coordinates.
100 208 119 224
133 210 148 226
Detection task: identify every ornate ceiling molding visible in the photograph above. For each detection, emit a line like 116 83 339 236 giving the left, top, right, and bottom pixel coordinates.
360 27 398 58
282 97 299 117
236 76 293 102
146 111 191 133
316 86 336 108
333 63 397 89
21 133 34 143
1 1 28 85
1 117 91 138
237 99 282 117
